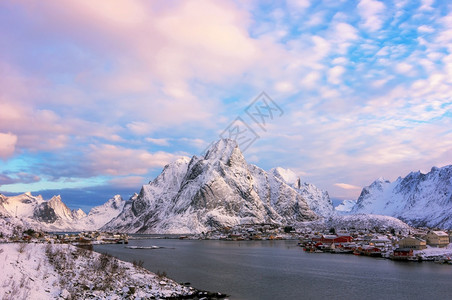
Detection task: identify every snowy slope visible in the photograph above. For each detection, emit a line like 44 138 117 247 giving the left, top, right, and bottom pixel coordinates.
296 214 413 234
324 214 413 233
0 243 198 299
104 139 321 234
0 216 31 239
351 165 452 228
74 195 126 230
335 199 357 213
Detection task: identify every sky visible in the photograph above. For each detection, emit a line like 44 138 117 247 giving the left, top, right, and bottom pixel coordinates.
0 0 451 212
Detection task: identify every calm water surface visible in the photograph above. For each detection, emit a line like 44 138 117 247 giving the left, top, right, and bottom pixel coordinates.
94 239 452 300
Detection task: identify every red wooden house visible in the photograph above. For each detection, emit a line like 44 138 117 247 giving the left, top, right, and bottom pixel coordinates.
312 235 353 244
391 248 414 260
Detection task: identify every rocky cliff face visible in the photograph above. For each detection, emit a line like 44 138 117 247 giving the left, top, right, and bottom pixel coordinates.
103 139 321 234
351 165 452 228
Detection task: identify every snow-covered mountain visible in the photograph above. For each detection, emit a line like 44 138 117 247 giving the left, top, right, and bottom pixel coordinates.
351 165 452 228
75 195 127 230
335 199 357 213
103 139 324 234
1 192 84 224
0 192 125 231
270 167 334 216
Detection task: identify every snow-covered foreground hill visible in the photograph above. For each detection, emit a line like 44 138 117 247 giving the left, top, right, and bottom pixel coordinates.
103 139 334 234
0 243 200 299
351 165 452 228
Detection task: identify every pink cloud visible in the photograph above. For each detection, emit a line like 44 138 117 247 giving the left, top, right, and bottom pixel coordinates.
0 132 18 159
357 0 386 32
108 176 146 188
0 172 40 186
145 138 170 146
0 63 127 152
86 144 185 176
1 1 318 138
334 183 362 190
8 0 266 131
327 66 346 85
14 0 259 85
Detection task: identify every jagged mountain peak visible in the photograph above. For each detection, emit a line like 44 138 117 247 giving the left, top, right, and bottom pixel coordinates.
270 167 299 186
149 157 191 197
269 167 334 216
373 177 390 185
103 139 327 234
106 195 124 210
164 156 191 170
351 164 452 228
73 208 87 220
48 195 62 203
7 192 41 202
0 192 128 231
88 195 126 215
204 139 245 166
46 195 75 221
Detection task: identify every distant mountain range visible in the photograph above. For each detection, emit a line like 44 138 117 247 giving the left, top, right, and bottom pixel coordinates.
1 139 450 233
0 192 125 232
351 165 452 229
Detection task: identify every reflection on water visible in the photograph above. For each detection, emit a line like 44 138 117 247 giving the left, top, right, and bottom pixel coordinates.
94 239 452 300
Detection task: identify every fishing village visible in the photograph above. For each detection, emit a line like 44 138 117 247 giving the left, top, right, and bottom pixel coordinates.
3 223 452 264
194 223 452 264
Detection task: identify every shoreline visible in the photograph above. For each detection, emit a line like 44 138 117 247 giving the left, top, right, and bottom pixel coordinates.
0 242 228 299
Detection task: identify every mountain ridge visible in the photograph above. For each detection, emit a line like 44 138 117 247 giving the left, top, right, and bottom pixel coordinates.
351 165 452 228
0 192 125 231
103 139 330 234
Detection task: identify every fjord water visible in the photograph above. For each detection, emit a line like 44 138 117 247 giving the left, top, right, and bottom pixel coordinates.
94 239 452 300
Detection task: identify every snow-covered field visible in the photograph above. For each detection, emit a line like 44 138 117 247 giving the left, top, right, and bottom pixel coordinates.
0 243 197 299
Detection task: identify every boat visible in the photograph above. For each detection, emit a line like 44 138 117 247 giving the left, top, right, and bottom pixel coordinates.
332 243 356 254
125 245 162 249
333 248 354 254
434 255 452 264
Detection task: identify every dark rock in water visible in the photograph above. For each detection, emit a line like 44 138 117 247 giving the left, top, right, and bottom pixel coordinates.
128 286 136 295
166 289 228 299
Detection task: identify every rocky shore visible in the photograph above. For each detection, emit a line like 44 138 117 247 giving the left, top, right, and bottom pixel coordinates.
0 243 227 299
